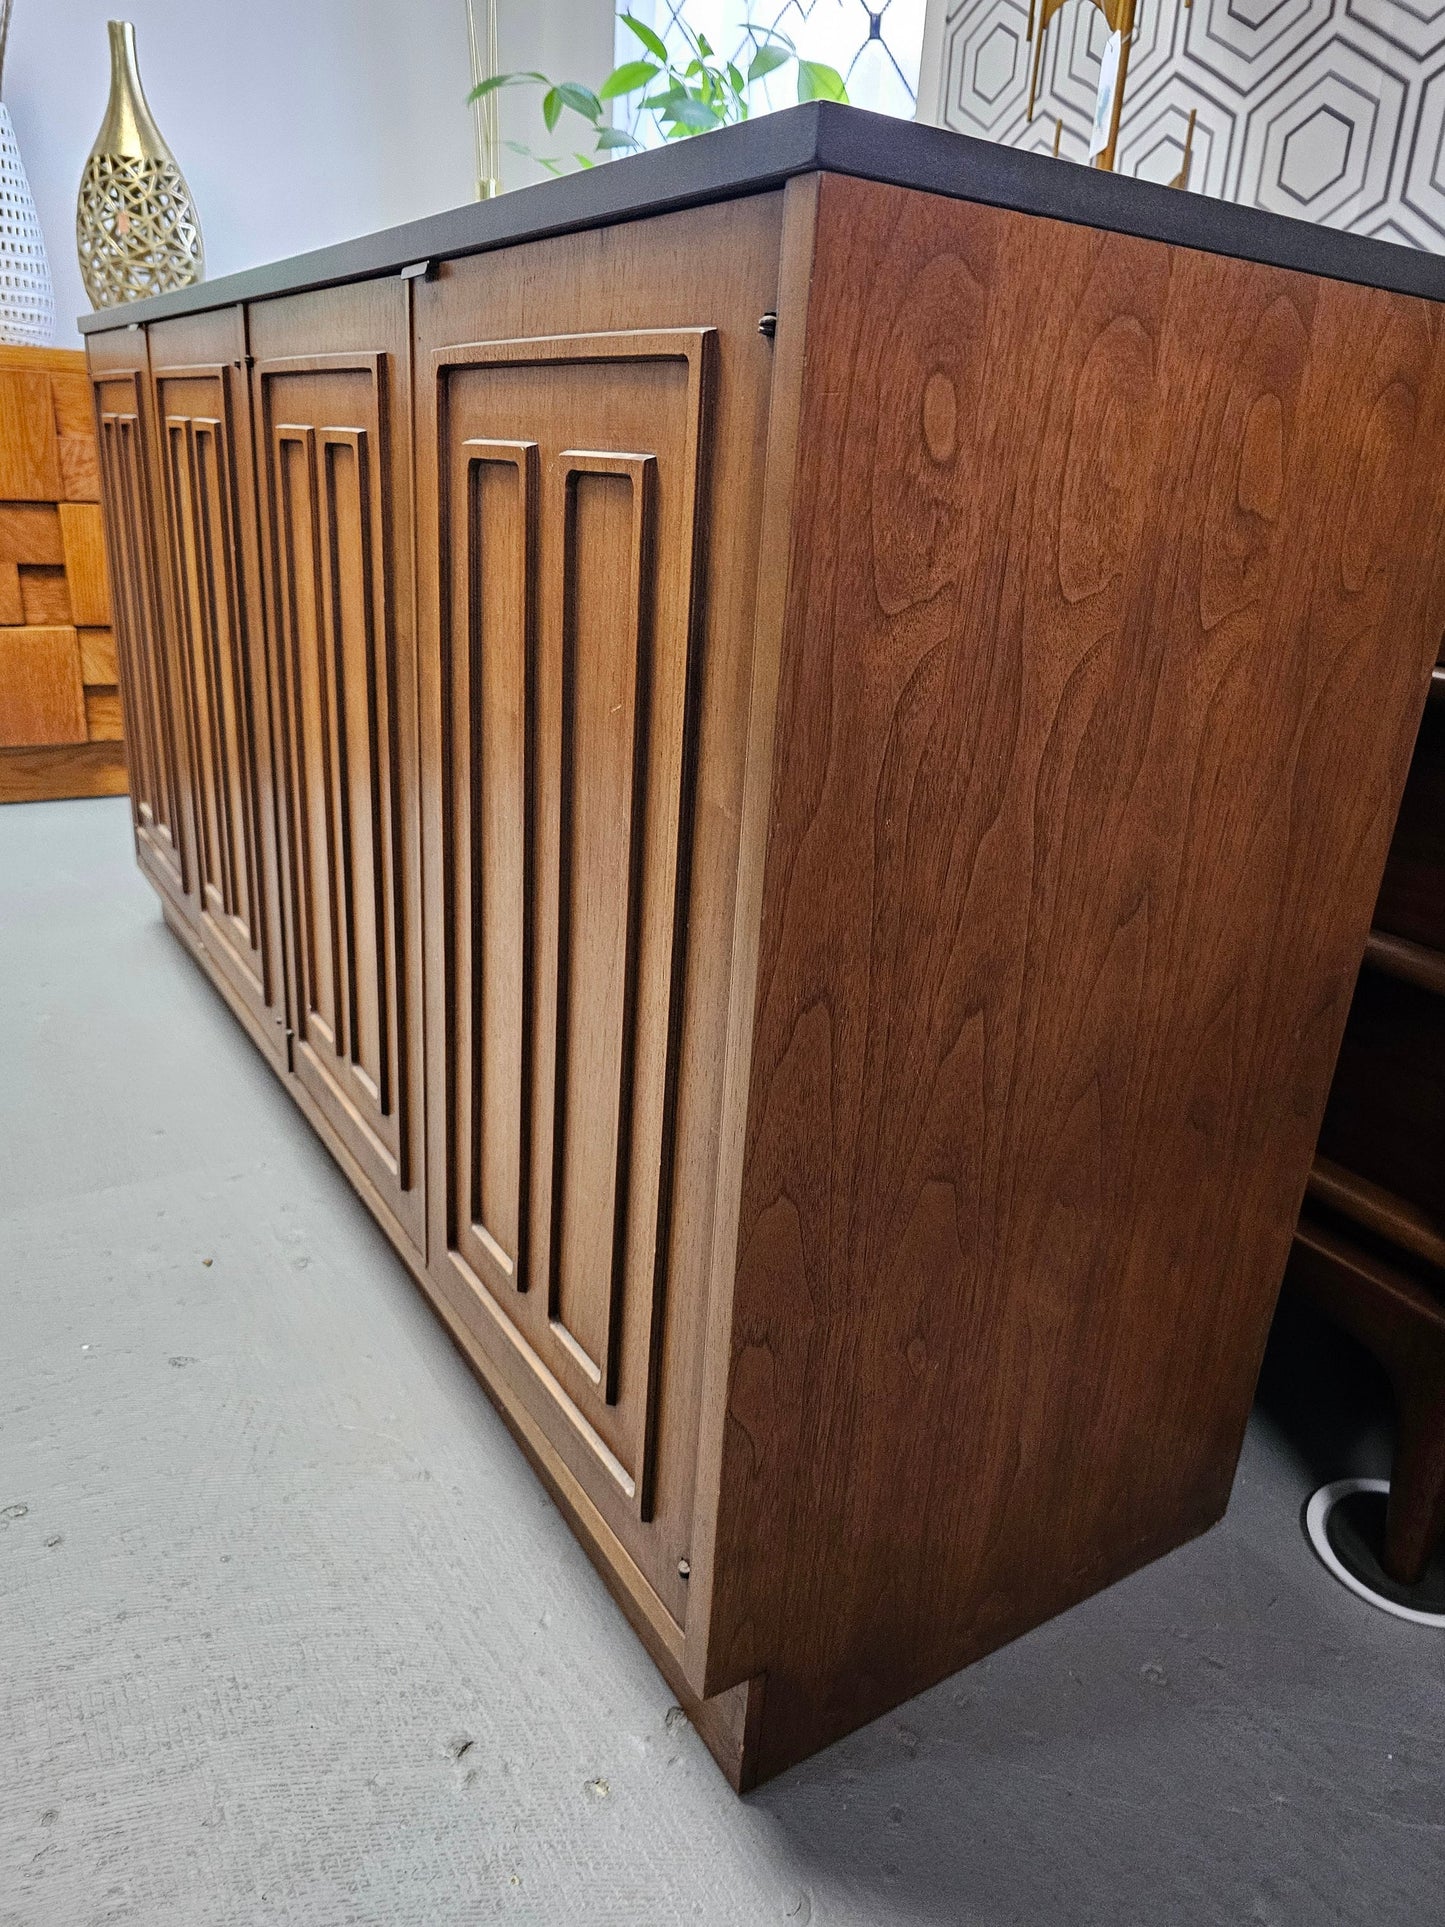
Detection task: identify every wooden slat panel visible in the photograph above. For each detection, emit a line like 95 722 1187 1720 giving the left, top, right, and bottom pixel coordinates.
58 503 111 624
1316 968 1445 1227
0 370 62 500
0 625 87 746
84 686 123 740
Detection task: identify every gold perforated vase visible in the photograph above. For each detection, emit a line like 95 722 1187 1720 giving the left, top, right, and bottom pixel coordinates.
76 20 203 309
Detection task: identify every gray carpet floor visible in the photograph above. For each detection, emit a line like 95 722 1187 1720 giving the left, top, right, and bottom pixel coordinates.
2 796 1441 1927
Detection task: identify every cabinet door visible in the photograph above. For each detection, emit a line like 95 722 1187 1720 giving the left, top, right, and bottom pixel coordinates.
89 329 189 908
249 285 425 1259
413 199 786 1642
429 328 712 1522
149 310 286 1062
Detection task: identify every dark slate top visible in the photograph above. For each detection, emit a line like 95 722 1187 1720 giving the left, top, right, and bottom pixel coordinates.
78 100 1445 333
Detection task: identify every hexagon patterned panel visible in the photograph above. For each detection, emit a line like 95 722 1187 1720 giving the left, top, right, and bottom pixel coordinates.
923 0 1445 247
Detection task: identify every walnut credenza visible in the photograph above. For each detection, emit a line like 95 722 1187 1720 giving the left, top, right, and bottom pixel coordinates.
84 105 1445 1788
0 343 125 803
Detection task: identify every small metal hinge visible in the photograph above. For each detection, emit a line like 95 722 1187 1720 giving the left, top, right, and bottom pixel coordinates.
758 311 778 340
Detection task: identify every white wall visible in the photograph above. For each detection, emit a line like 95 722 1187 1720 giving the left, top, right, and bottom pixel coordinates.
4 0 615 344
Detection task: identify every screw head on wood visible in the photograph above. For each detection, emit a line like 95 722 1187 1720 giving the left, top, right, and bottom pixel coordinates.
677 1557 691 1579
758 312 777 339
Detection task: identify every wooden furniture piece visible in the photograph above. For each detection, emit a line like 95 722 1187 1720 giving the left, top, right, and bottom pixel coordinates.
84 104 1445 1788
0 342 125 803
1289 648 1445 1588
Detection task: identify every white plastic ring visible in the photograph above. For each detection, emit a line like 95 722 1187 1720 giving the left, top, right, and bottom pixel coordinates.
1304 1477 1445 1628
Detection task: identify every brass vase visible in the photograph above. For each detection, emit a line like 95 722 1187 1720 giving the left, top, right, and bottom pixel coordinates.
75 20 203 309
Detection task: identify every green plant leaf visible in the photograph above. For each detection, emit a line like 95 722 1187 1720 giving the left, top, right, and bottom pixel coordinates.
641 86 683 109
556 81 602 121
599 59 659 99
595 126 642 150
797 59 848 102
667 94 722 130
727 61 745 93
746 43 789 83
620 12 668 60
696 30 714 57
744 24 794 52
467 69 549 102
574 152 595 168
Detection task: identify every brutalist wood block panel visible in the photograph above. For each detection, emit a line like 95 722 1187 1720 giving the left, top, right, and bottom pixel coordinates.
85 106 1445 1789
0 344 125 802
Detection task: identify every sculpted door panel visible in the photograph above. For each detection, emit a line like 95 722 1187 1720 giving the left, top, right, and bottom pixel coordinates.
433 334 712 1526
150 318 284 1060
92 348 187 907
251 310 424 1260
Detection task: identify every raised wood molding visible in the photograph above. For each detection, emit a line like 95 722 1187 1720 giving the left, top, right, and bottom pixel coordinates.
249 284 427 1262
429 326 715 1528
148 333 283 1059
92 338 183 885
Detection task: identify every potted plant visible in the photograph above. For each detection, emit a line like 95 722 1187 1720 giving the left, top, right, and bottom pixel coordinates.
471 11 847 178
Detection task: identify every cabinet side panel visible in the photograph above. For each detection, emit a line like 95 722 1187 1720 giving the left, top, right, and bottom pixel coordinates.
710 174 1445 1772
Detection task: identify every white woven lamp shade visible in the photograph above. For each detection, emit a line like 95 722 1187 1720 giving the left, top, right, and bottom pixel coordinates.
0 99 53 345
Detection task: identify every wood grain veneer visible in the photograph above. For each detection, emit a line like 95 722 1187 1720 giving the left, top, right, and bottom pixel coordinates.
89 147 1445 1787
